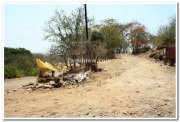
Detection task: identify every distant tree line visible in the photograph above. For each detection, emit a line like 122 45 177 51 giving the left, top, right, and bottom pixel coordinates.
44 6 176 71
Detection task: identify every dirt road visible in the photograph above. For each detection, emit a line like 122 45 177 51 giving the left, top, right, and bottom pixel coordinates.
4 77 36 90
4 54 176 118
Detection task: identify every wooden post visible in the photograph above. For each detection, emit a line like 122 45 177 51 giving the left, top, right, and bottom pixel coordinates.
84 4 88 40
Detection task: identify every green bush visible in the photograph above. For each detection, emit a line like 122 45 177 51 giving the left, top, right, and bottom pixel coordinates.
5 65 24 79
4 47 40 79
24 67 39 76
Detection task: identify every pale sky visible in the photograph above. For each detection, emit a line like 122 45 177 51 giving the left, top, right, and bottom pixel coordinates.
4 4 176 53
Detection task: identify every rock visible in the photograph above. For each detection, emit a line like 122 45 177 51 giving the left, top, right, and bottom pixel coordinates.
36 84 43 88
26 88 32 91
85 77 90 81
54 82 62 88
96 68 103 72
28 82 34 85
49 81 56 85
74 73 86 83
44 84 53 89
62 76 70 81
86 112 89 115
37 78 47 83
84 70 91 76
31 88 36 91
13 89 17 92
104 69 108 71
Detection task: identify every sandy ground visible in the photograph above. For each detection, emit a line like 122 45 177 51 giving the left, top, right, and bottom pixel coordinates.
4 77 36 90
4 54 176 118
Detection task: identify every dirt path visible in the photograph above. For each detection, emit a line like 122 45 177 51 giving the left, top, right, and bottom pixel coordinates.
4 54 176 118
4 77 36 90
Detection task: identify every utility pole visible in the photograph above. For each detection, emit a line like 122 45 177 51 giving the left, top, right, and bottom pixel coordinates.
84 4 88 40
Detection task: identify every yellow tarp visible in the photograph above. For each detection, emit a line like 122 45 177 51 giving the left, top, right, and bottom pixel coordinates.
36 59 57 71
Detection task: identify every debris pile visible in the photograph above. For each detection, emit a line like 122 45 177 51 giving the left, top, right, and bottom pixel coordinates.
149 49 164 61
20 70 92 91
148 46 175 66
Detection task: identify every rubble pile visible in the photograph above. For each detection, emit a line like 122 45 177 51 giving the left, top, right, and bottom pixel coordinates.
20 81 62 91
147 49 164 61
20 70 92 91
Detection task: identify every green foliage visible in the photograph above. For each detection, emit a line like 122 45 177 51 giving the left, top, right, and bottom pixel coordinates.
5 65 23 78
157 16 176 46
90 31 104 42
4 47 39 79
99 25 122 58
100 26 122 49
44 6 96 70
102 18 118 26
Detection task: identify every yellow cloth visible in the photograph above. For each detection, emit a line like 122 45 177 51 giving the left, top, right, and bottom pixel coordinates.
36 59 57 71
62 65 68 70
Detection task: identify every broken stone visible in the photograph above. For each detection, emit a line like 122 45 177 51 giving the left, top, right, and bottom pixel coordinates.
85 77 90 81
84 70 91 76
54 82 62 88
28 82 34 85
104 69 108 71
49 81 56 85
44 84 53 89
62 76 71 81
31 88 36 91
37 78 47 83
74 73 86 83
36 84 43 88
